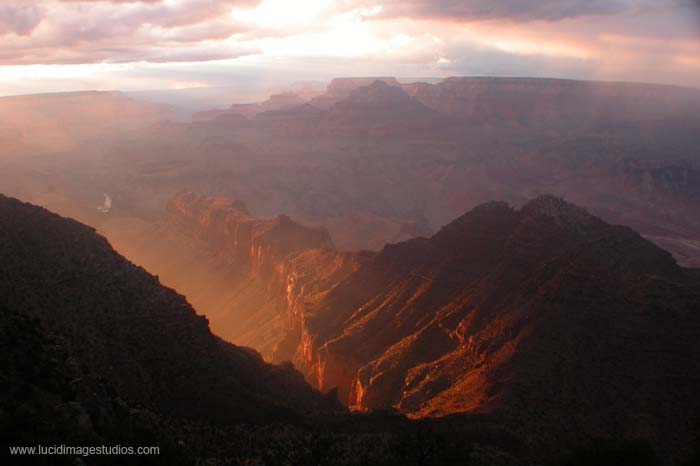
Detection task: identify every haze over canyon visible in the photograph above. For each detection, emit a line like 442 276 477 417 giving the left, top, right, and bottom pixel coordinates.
1 71 699 465
2 0 700 460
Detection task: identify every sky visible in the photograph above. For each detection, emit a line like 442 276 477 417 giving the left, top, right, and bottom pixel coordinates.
0 0 698 96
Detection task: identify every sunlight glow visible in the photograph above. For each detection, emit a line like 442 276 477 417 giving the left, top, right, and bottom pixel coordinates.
232 0 335 29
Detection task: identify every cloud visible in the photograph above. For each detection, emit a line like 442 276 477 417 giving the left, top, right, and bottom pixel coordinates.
0 2 42 36
369 0 667 22
59 1 162 3
57 0 162 3
438 43 594 80
0 0 261 65
0 0 697 93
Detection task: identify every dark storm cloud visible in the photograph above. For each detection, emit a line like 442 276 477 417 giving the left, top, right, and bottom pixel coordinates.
374 0 657 21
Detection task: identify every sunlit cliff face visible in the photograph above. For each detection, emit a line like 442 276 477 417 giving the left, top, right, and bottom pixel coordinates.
0 0 698 95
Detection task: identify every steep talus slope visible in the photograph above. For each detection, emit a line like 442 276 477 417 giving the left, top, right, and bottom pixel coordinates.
292 195 700 457
0 193 333 425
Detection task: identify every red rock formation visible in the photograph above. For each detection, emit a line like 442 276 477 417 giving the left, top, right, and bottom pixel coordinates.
166 190 334 278
293 195 700 457
106 190 700 458
109 190 368 359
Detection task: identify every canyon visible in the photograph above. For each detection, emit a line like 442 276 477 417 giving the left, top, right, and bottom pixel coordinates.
1 193 516 465
3 75 700 463
0 193 334 424
5 76 699 265
108 190 700 460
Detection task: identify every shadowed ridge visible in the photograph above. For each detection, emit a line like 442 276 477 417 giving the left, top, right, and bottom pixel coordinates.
283 194 700 460
0 193 336 425
344 80 414 105
521 194 589 219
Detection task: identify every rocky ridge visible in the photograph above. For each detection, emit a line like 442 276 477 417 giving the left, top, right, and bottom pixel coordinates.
0 193 531 465
0 193 334 426
108 190 364 359
109 190 700 460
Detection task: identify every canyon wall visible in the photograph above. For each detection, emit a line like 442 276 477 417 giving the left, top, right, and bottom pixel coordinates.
0 194 335 425
107 190 369 362
402 77 700 124
108 192 700 459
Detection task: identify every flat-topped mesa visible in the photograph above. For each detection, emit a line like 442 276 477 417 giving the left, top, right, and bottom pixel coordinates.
166 190 334 277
